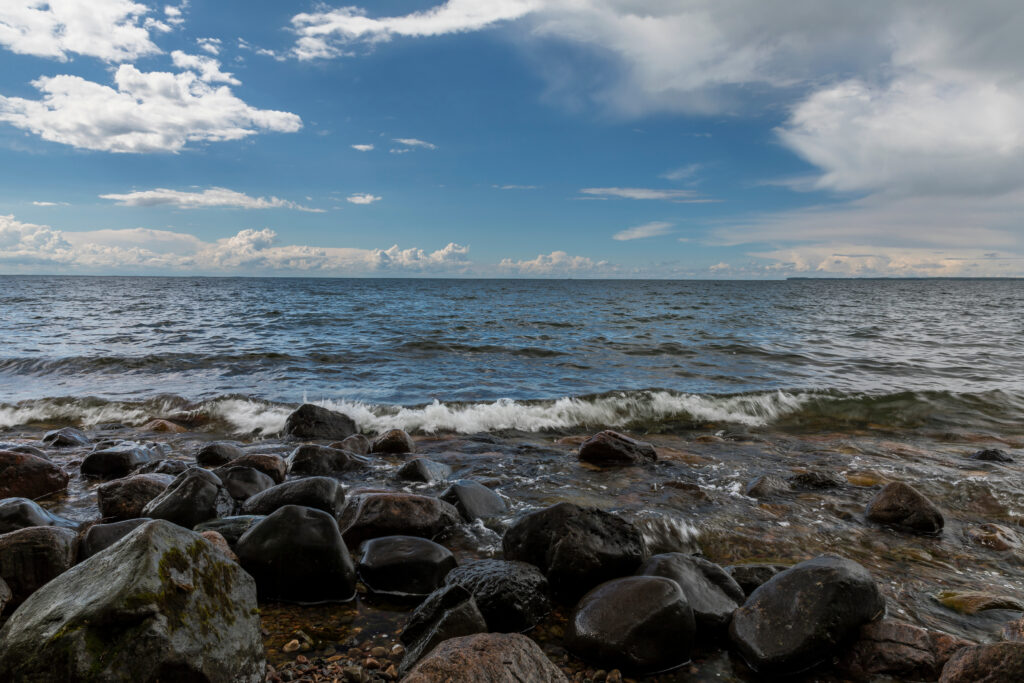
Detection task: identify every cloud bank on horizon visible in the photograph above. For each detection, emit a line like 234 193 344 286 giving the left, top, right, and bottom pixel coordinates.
0 0 1021 277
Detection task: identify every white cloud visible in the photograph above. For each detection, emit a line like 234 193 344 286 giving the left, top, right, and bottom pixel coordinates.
579 187 709 202
749 244 1024 278
0 0 161 62
393 138 437 150
197 37 221 55
613 221 673 241
100 187 323 212
0 64 301 153
163 3 186 27
170 51 240 85
351 143 374 151
346 193 381 205
31 201 57 207
499 250 613 276
494 184 538 190
661 164 701 181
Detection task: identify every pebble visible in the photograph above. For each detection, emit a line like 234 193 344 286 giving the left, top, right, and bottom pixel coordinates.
282 639 300 653
370 646 388 658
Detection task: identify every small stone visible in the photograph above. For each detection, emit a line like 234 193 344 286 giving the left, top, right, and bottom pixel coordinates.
283 639 301 653
370 647 388 658
364 658 381 669
578 430 656 466
969 448 1013 463
607 671 623 683
865 482 944 534
384 664 398 679
295 655 308 665
390 644 405 657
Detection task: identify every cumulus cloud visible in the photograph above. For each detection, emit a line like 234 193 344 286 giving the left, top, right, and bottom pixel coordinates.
613 221 673 241
170 51 240 85
196 37 221 55
351 143 374 151
499 250 614 276
99 187 323 212
579 187 709 202
346 193 381 205
0 64 301 153
749 245 1024 278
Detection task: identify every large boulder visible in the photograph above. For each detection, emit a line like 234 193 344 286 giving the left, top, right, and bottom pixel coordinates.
371 429 415 454
338 493 461 546
0 526 77 608
286 444 367 477
0 450 69 499
578 430 657 466
441 479 507 522
218 466 275 501
195 441 245 468
502 502 648 602
141 468 234 529
729 555 885 675
42 427 91 448
0 520 265 682
194 516 264 546
866 482 944 534
77 518 152 560
235 505 356 603
396 457 452 483
399 584 488 671
358 535 456 599
404 633 568 683
96 473 173 521
638 553 744 633
566 576 695 674
444 559 551 632
284 403 357 440
241 476 346 517
80 445 151 479
0 497 77 535
217 453 287 483
838 618 969 681
940 642 1024 682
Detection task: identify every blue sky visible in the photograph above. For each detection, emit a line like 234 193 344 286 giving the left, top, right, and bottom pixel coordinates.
0 1 1022 277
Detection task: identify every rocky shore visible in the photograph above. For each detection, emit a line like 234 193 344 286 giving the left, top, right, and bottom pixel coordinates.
2 403 1024 681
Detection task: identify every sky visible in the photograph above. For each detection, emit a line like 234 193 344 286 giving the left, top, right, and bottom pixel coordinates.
0 0 1022 278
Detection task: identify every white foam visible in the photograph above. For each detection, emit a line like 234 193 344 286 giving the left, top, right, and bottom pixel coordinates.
0 399 155 429
202 398 291 435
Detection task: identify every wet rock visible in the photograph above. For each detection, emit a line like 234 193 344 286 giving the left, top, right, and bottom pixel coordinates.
80 445 151 479
0 576 9 615
396 457 452 483
0 520 265 682
566 576 695 674
218 453 287 483
939 642 1024 682
338 493 461 546
77 518 151 560
838 618 970 681
195 441 245 467
578 430 657 466
729 555 885 676
241 476 346 518
0 450 69 499
236 505 356 603
0 443 49 459
502 502 648 602
969 448 1014 463
198 530 238 563
140 468 234 529
789 470 845 490
42 427 90 448
333 433 371 455
0 526 77 607
358 535 456 599
371 429 416 454
193 515 264 546
404 633 568 683
440 479 507 522
968 523 1020 551
638 553 744 633
444 559 551 632
744 474 789 498
141 419 186 433
285 403 357 440
0 497 77 534
287 444 368 476
725 563 790 596
96 473 173 521
399 584 488 671
218 465 275 501
134 458 189 476
938 590 1024 614
866 482 944 534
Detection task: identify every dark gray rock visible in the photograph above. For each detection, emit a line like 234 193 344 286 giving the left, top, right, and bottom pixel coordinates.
404 633 568 683
0 520 265 682
338 493 461 546
399 584 488 671
745 474 789 498
444 559 551 632
396 457 452 483
285 403 357 440
0 443 49 459
0 526 77 608
134 458 189 476
969 448 1014 463
0 576 9 615
502 502 648 602
42 427 90 448
0 450 69 499
866 482 944 534
578 430 657 466
195 441 245 467
358 535 456 599
566 576 695 674
193 515 264 546
838 618 969 681
729 555 885 675
287 444 368 477
789 470 845 490
236 505 356 603
96 473 173 521
371 429 415 454
638 553 744 633
725 563 790 597
81 445 151 479
77 518 151 560
939 642 1024 682
217 453 287 483
332 434 371 455
440 479 507 522
140 468 234 529
218 466 275 501
241 476 346 518
0 497 77 535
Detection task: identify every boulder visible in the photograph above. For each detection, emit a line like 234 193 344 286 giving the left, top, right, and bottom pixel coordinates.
241 477 346 518
940 642 1024 682
396 457 452 483
725 563 790 596
838 618 969 681
578 430 657 466
358 535 456 599
218 453 287 483
195 441 245 467
338 493 461 546
502 502 648 602
399 584 488 671
0 520 265 682
371 429 415 454
0 526 77 607
440 479 507 522
235 505 356 603
284 403 357 440
729 555 885 675
0 450 69 499
77 518 151 560
0 497 77 535
444 559 550 632
80 445 151 479
42 427 90 448
866 482 944 534
218 466 275 501
193 516 264 546
969 448 1013 463
286 444 367 476
141 468 234 529
566 576 695 674
96 473 173 521
332 434 370 455
404 633 568 683
638 553 744 633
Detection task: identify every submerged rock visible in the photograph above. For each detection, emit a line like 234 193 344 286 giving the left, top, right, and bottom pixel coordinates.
358 535 456 599
444 559 551 632
0 497 77 535
937 590 1024 614
789 470 845 490
42 427 91 448
338 493 461 546
333 433 371 455
404 633 568 683
285 403 357 440
371 429 416 454
969 448 1014 463
638 553 744 633
287 444 368 476
77 518 152 560
440 479 507 522
80 445 151 479
578 430 657 466
729 555 885 675
195 441 245 467
838 618 970 681
399 584 488 671
96 473 173 521
0 450 69 499
744 474 789 498
0 520 265 682
0 526 77 607
241 476 346 518
939 642 1024 682
866 482 944 534
396 457 452 483
140 468 234 529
